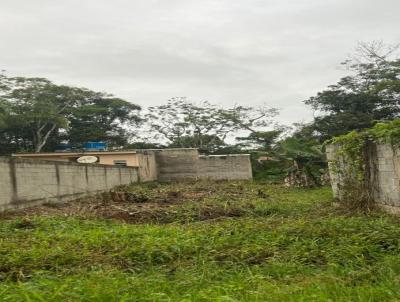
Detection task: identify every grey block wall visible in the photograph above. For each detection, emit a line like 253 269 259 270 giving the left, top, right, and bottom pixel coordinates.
374 144 400 209
155 149 253 181
326 144 343 199
1 149 253 212
197 155 252 180
136 150 158 182
0 157 139 212
327 143 400 213
156 149 199 181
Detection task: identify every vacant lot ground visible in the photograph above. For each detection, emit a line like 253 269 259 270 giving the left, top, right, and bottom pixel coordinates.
1 180 400 301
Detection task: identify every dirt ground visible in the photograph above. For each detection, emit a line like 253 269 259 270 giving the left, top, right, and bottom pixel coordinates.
0 181 255 224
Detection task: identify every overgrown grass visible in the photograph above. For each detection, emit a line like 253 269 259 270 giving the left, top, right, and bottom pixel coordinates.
1 181 400 301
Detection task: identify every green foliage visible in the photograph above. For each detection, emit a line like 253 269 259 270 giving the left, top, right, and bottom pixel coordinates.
169 134 226 154
251 154 290 182
236 130 282 150
329 119 400 210
368 119 400 145
274 136 326 185
67 97 141 147
248 132 327 184
330 130 368 181
211 144 245 155
277 137 324 162
1 181 400 301
0 77 73 152
305 42 400 141
331 119 400 161
145 97 278 153
0 75 141 154
0 100 9 130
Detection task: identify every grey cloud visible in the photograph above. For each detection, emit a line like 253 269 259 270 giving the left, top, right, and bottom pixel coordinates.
0 0 399 125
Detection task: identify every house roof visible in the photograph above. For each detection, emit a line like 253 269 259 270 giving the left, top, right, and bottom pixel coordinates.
13 151 137 157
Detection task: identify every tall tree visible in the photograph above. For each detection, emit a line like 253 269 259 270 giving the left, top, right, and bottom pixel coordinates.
67 97 141 147
0 76 75 152
305 41 400 141
0 74 141 153
145 97 278 153
0 99 8 130
236 130 283 151
168 134 226 153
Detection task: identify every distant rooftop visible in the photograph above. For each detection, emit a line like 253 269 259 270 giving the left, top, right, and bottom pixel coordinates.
13 150 138 157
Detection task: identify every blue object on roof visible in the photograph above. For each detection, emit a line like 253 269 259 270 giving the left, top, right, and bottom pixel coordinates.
83 142 108 151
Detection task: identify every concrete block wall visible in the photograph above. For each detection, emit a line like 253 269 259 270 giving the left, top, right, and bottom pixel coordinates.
0 157 139 212
155 149 199 181
155 149 253 181
0 148 253 211
326 144 343 199
197 155 252 180
327 143 400 213
374 144 400 210
136 150 158 182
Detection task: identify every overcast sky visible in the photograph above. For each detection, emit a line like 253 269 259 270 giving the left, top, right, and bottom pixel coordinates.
0 0 399 125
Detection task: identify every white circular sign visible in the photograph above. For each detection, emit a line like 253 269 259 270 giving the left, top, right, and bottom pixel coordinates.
77 156 98 164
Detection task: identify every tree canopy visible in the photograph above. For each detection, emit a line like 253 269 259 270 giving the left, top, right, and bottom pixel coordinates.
145 97 278 153
0 74 141 153
305 42 400 141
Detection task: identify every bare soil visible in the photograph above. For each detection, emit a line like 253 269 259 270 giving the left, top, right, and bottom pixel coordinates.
0 182 248 223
